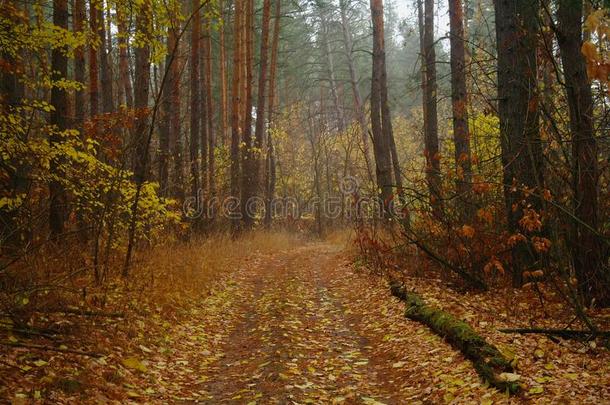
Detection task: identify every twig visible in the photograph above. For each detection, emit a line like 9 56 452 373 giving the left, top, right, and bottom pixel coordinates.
1 341 104 357
54 308 124 318
498 328 610 340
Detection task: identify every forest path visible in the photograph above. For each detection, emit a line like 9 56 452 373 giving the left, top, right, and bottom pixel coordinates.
177 242 504 404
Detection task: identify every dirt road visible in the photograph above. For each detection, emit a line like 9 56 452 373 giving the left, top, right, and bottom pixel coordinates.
163 243 504 404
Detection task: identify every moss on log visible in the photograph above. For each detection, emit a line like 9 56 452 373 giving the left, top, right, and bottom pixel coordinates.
390 282 519 394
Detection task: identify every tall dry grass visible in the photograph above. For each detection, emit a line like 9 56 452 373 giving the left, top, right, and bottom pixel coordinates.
127 230 305 308
1 230 305 325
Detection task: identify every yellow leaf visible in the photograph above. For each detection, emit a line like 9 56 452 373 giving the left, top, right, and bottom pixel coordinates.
121 357 147 372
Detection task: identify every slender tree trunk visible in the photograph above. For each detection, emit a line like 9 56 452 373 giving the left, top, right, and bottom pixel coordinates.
158 26 176 195
74 0 85 128
556 0 607 306
117 6 133 108
89 0 100 128
449 0 473 222
123 0 152 277
190 1 201 203
171 24 184 200
200 18 209 194
49 0 69 237
264 0 281 228
320 6 345 132
253 0 272 195
339 0 373 184
99 2 114 113
423 0 442 218
219 0 229 146
230 0 243 234
494 0 542 287
240 0 255 228
0 2 28 251
204 24 215 196
379 17 403 205
370 0 393 211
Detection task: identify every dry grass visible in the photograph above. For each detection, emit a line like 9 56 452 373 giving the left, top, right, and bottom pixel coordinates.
1 230 306 326
129 230 305 307
324 227 356 250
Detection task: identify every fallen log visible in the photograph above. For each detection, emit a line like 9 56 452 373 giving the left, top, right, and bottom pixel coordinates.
499 328 610 340
390 282 519 394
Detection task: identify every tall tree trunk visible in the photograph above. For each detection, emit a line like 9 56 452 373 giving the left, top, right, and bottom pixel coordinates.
74 0 86 129
240 0 255 228
1 2 28 251
204 24 215 196
264 0 281 228
379 16 403 206
230 0 243 234
556 0 607 306
320 6 345 132
49 0 69 237
123 0 152 277
219 0 229 146
253 0 272 196
158 27 175 195
339 0 373 184
89 0 100 129
73 0 89 240
448 0 473 222
190 1 201 202
494 0 542 287
423 0 442 218
116 5 133 108
370 0 393 210
170 23 184 200
99 2 114 113
200 18 209 195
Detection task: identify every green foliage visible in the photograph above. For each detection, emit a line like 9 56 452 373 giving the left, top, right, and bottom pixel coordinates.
0 1 180 258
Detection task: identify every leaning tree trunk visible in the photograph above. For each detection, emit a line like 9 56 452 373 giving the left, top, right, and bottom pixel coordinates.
339 0 373 183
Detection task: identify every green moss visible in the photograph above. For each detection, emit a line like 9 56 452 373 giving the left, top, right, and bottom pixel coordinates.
392 285 520 395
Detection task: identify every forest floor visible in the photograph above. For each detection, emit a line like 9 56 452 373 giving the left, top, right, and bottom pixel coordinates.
2 239 610 404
